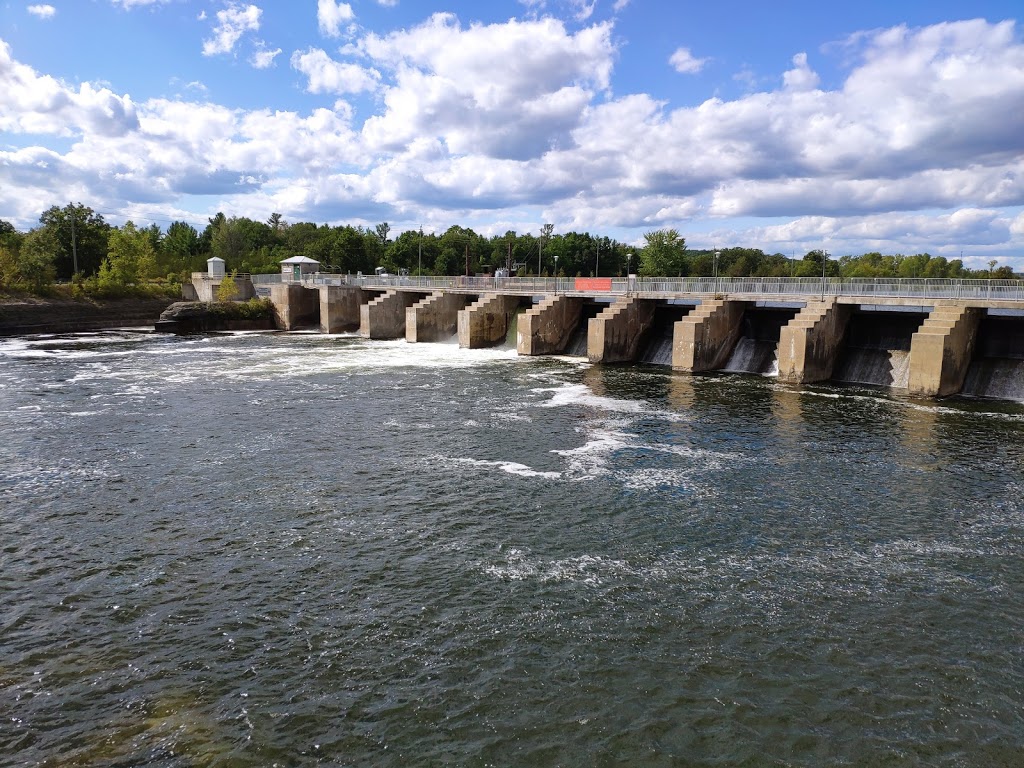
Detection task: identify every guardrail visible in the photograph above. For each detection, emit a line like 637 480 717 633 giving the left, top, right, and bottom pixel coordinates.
296 274 1024 301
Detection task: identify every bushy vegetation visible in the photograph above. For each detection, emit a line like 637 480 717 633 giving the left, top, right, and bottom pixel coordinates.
208 298 275 320
0 204 1016 300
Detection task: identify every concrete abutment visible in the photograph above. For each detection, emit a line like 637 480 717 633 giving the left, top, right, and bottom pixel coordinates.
458 294 524 348
319 285 367 333
407 292 472 342
907 303 981 397
518 296 584 355
361 290 426 339
776 299 852 384
270 283 320 330
588 298 657 363
672 300 746 372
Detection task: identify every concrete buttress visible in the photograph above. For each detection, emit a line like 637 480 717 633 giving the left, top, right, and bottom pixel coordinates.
406 291 470 342
587 298 656 363
518 296 584 355
360 290 421 339
458 294 522 348
319 285 366 333
672 300 746 372
776 299 852 384
906 303 981 397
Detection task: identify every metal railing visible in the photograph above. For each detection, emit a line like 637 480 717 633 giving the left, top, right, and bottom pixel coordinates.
293 273 1024 302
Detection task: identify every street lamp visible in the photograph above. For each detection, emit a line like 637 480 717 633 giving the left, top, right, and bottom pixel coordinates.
821 249 829 301
714 249 720 295
418 226 423 283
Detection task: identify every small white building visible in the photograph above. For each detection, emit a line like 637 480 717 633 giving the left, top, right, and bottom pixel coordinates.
280 256 321 282
207 256 226 279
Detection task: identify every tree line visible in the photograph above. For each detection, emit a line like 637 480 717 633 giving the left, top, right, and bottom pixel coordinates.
0 205 1016 297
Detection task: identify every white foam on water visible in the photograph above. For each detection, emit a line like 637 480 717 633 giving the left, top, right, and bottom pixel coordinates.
534 382 645 413
441 456 562 480
550 428 632 478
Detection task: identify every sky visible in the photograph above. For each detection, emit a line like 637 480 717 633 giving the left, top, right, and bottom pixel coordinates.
1 0 1024 269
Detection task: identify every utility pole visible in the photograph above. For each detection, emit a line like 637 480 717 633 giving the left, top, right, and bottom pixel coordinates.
595 239 600 277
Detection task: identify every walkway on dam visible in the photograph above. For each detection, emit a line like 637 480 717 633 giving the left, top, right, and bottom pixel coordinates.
293 274 1024 303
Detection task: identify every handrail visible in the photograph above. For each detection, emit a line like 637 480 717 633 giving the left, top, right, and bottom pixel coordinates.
297 273 1024 302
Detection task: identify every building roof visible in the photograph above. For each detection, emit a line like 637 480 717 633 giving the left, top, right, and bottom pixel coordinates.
279 256 321 265
207 256 225 263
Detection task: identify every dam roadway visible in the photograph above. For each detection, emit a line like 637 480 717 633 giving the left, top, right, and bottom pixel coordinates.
260 274 1024 400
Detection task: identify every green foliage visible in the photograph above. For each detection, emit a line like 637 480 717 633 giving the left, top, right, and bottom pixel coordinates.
216 271 239 302
209 297 274 320
18 228 59 290
640 229 687 276
0 243 21 288
96 221 158 294
38 203 110 278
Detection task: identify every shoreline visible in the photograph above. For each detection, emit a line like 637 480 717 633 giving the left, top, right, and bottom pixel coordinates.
0 295 177 337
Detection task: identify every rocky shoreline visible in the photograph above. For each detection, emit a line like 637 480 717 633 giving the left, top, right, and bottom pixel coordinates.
0 296 177 337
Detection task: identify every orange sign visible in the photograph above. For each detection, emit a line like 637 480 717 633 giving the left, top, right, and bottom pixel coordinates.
574 277 613 291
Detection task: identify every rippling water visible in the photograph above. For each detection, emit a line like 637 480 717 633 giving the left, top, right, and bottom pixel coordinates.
2 330 1024 767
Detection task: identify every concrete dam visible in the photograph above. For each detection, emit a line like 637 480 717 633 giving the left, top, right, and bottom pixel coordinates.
259 275 1024 401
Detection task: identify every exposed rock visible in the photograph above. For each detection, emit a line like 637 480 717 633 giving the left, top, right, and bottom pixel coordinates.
0 296 175 336
155 301 277 334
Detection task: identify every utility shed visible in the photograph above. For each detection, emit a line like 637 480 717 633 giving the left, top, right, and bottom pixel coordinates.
280 256 321 282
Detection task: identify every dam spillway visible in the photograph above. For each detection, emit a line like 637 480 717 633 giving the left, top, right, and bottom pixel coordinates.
251 275 1024 401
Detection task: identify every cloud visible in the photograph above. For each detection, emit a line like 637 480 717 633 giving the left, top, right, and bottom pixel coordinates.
250 43 282 69
111 0 173 8
359 14 614 160
202 3 262 57
669 47 707 74
0 39 139 137
291 48 381 94
27 4 56 18
376 0 398 6
317 0 355 38
782 52 819 90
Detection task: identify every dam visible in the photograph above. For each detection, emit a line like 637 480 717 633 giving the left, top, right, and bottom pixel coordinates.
247 273 1024 400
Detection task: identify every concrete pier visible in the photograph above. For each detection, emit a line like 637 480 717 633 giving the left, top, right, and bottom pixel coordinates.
319 285 367 333
270 283 320 330
407 291 471 342
907 303 981 397
588 298 656 363
360 290 424 339
672 300 746 372
776 299 852 384
518 296 584 355
458 294 523 348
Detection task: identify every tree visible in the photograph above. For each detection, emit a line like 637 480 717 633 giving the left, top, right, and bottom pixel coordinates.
217 270 239 301
38 203 110 278
0 244 21 288
17 228 59 290
267 212 285 231
97 221 157 291
639 229 687 276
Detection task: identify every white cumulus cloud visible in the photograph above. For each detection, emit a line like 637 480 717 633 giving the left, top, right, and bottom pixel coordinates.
669 47 707 74
291 48 381 94
27 4 56 18
318 0 355 38
202 3 262 57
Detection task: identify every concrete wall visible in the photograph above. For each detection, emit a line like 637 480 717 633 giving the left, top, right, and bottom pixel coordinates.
407 291 471 342
191 275 255 303
588 298 656 363
269 283 320 330
319 285 366 333
672 300 746 372
458 294 522 348
360 290 422 339
518 296 584 355
907 303 981 397
777 299 852 384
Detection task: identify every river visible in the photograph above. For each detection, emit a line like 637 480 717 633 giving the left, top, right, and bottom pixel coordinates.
2 330 1023 766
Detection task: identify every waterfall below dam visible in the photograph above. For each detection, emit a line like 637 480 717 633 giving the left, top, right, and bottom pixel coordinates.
832 313 923 389
958 316 1024 402
723 338 779 376
564 323 589 357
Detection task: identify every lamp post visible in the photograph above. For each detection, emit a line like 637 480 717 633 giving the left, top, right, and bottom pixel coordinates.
418 226 423 284
554 253 559 293
714 249 720 295
595 239 600 278
821 249 829 301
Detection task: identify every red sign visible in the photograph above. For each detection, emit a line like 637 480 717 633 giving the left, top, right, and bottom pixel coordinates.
574 277 613 292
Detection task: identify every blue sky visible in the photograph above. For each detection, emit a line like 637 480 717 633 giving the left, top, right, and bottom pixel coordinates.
2 0 1023 268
